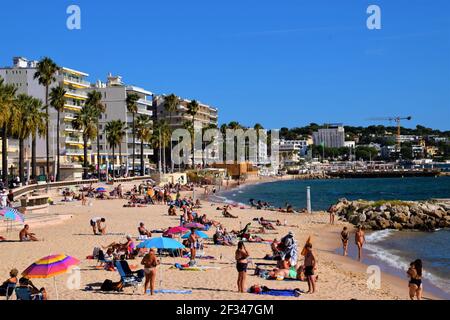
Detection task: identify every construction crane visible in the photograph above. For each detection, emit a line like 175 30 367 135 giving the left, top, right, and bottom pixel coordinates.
368 116 412 151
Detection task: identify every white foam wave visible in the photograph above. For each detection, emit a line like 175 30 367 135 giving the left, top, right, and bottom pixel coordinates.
365 243 450 296
365 229 397 243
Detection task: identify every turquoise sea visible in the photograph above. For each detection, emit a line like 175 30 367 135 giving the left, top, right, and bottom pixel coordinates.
216 177 450 299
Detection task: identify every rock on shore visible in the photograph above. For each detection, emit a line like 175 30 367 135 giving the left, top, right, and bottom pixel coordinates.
333 198 450 231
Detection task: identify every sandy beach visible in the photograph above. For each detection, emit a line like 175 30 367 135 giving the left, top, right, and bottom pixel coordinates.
0 182 441 300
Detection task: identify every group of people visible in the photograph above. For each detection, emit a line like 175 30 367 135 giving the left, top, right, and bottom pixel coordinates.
0 268 48 300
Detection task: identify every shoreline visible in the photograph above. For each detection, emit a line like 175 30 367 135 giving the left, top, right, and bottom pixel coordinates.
212 177 446 300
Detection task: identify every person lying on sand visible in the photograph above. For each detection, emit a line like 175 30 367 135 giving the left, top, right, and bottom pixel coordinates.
259 217 276 230
222 208 238 218
19 225 38 241
0 235 5 241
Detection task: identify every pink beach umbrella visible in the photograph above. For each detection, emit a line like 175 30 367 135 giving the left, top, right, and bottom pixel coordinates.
184 222 205 229
166 226 189 235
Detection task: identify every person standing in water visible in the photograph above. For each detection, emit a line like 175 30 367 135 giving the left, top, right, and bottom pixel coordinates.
355 225 365 261
341 227 349 256
141 248 160 295
235 241 249 293
407 259 423 300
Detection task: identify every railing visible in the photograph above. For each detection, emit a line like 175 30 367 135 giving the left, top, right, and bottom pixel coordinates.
12 179 98 198
63 76 90 86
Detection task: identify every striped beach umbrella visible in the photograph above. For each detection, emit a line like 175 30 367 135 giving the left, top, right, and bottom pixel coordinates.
22 254 80 300
0 207 24 223
22 254 80 278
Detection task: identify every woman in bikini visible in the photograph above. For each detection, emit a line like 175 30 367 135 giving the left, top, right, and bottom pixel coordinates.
341 227 349 256
407 259 423 300
188 228 198 265
141 248 160 295
235 241 250 293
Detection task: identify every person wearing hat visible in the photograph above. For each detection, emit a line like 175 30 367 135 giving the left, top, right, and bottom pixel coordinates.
0 268 18 296
141 248 160 295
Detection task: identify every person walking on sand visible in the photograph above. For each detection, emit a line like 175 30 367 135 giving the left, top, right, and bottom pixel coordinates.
235 241 249 293
341 227 349 256
328 204 337 224
355 225 365 261
304 243 317 294
188 228 198 265
141 248 160 295
407 259 423 300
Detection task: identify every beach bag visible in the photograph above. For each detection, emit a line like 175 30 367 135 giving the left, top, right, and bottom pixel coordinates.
100 279 114 291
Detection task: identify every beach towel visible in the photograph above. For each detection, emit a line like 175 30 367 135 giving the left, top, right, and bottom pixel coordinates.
172 263 221 271
154 289 192 294
257 289 302 297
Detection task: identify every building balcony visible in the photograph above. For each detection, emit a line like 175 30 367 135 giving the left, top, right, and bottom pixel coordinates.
64 148 86 156
64 89 88 100
64 103 83 111
136 108 153 116
63 76 90 88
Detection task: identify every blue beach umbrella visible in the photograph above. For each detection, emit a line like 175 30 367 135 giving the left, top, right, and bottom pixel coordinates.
181 230 208 239
137 236 185 249
0 207 25 223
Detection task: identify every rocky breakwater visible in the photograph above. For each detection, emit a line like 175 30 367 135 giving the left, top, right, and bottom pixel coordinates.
333 199 450 231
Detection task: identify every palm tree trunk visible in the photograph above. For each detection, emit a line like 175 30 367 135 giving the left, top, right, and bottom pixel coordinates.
1 125 7 184
163 142 166 174
119 143 122 177
31 134 36 181
140 140 144 176
132 112 135 176
45 85 50 181
83 136 88 179
112 145 115 179
19 138 24 184
97 119 100 181
169 112 173 173
56 110 61 181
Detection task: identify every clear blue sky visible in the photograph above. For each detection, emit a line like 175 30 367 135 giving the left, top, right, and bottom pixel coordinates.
1 0 449 130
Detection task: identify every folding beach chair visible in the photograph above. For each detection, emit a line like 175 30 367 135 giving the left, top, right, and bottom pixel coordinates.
15 287 43 300
114 260 143 293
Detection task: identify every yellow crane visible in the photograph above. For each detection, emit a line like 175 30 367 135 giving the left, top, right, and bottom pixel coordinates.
368 116 412 151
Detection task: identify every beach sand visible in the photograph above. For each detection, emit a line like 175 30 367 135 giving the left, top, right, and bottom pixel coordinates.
0 184 440 300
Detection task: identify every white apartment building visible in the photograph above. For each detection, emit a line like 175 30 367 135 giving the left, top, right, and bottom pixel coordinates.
279 139 309 166
92 74 154 174
0 57 91 180
312 124 345 148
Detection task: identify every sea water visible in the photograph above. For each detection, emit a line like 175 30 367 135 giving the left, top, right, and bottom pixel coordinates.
217 177 450 298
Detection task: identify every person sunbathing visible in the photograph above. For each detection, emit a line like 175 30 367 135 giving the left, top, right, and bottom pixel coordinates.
168 205 177 216
19 225 38 241
0 235 5 241
222 208 238 218
138 223 152 237
259 218 276 230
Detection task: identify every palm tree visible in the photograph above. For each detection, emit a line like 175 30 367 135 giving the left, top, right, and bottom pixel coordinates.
12 95 47 183
34 57 59 180
27 99 47 182
254 123 264 164
85 90 105 180
151 120 170 173
72 105 97 179
104 120 126 178
126 93 139 176
49 85 66 181
163 94 179 172
186 100 199 167
0 78 17 183
115 120 127 176
135 115 152 176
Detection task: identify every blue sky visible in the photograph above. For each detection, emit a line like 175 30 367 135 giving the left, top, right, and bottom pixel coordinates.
1 0 449 130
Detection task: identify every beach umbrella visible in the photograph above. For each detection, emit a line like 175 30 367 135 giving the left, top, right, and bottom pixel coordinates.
22 254 80 300
137 236 185 249
181 230 208 239
96 187 107 193
0 207 25 223
184 222 205 229
166 226 189 235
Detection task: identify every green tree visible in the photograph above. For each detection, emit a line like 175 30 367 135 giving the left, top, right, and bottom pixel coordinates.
34 57 59 179
72 105 97 179
135 115 152 176
49 85 66 181
0 78 17 183
104 120 127 177
85 90 105 179
126 93 139 176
